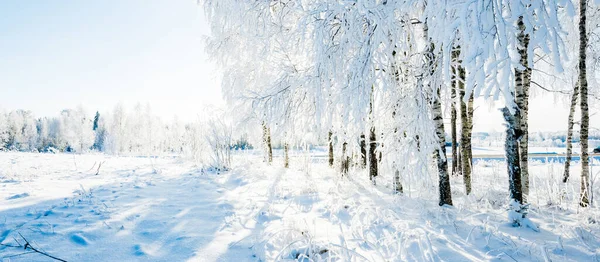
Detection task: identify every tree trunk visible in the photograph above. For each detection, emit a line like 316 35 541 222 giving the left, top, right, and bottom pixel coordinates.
369 127 378 184
262 122 273 164
378 142 383 163
563 81 579 183
424 23 451 204
504 16 528 205
360 134 367 168
467 92 474 168
328 131 334 167
579 0 590 207
503 107 523 204
517 17 531 199
394 170 403 194
368 83 377 184
451 50 459 176
457 150 462 175
388 33 404 193
263 124 273 165
341 141 349 175
458 55 472 195
284 143 289 168
434 86 453 206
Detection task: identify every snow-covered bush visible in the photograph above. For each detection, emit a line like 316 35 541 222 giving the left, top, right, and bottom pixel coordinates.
204 112 232 170
508 199 539 232
182 107 233 170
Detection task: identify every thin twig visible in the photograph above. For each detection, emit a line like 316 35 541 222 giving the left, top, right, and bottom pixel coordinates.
95 161 105 175
14 233 68 262
3 251 37 259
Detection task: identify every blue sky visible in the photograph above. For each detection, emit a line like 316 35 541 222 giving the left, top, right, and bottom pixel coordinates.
0 1 596 132
0 0 221 121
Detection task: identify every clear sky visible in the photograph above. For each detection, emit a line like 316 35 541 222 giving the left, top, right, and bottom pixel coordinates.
0 0 221 122
0 0 596 132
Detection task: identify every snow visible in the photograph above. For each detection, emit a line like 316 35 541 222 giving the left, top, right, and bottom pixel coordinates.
1 151 600 261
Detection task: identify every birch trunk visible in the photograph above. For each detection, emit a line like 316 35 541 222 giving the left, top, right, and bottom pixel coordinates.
467 92 474 168
457 150 462 176
451 50 459 176
503 107 523 204
266 127 273 164
425 24 452 205
369 84 378 184
563 82 579 183
434 86 453 206
504 16 526 204
262 122 273 164
458 57 471 195
517 17 531 199
284 143 289 168
389 37 404 193
341 141 349 175
369 127 378 184
262 122 267 162
579 0 590 207
394 170 403 194
328 131 334 167
360 134 367 168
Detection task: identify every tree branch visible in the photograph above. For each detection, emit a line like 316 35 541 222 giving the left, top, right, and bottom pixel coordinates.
1 233 67 262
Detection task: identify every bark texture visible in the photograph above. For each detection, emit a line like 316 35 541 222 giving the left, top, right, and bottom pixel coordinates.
262 122 273 164
502 107 523 204
360 134 367 168
467 92 474 167
394 170 403 194
341 141 349 175
389 38 403 193
563 82 579 183
458 56 471 195
369 127 378 183
424 24 452 205
451 50 459 176
328 131 334 167
516 17 531 198
579 0 590 207
368 84 377 184
284 143 289 168
266 128 273 164
434 87 453 206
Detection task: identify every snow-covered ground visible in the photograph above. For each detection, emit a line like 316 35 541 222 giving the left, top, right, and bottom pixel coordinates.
1 152 600 261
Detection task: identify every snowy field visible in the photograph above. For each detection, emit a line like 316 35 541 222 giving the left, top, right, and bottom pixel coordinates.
1 152 600 261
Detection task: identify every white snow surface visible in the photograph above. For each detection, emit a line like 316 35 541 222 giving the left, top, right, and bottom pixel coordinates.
1 152 600 261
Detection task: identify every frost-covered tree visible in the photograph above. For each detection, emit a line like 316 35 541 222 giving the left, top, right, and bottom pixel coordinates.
93 112 107 152
425 0 570 206
0 110 8 149
204 0 451 202
105 103 127 154
562 2 600 207
6 110 37 151
578 0 590 207
203 0 575 212
59 107 94 153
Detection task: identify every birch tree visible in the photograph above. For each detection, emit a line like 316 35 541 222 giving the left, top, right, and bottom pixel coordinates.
578 0 590 207
563 82 579 183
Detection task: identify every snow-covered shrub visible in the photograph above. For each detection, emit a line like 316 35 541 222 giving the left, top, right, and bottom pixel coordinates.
508 199 539 232
181 107 233 170
204 111 232 170
253 228 334 261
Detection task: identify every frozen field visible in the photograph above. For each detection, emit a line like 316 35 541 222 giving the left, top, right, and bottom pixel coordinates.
1 152 600 261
